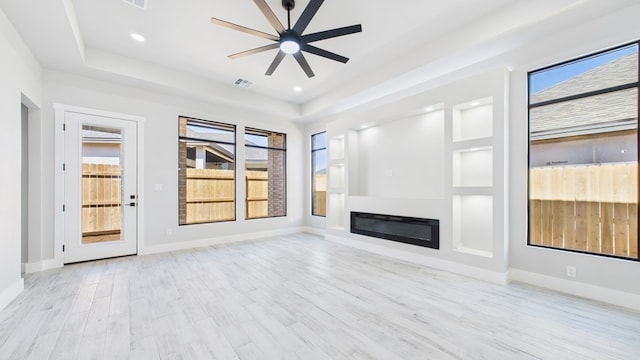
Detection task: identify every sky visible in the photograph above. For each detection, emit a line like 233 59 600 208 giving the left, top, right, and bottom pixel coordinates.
529 44 637 94
312 132 327 172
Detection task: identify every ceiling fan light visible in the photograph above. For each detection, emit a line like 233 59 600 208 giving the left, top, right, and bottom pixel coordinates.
280 39 300 54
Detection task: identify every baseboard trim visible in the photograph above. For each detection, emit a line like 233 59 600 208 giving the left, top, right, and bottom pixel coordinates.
24 261 42 273
23 258 61 274
325 234 509 285
301 226 325 236
509 269 640 312
0 279 24 312
139 227 306 255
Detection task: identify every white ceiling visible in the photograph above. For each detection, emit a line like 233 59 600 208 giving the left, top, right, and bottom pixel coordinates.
1 0 638 121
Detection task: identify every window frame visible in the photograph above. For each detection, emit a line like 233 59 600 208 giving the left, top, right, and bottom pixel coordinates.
311 131 327 217
527 41 640 261
178 116 237 226
244 127 287 220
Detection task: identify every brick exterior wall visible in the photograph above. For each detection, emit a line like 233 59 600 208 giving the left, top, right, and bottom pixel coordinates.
267 133 286 217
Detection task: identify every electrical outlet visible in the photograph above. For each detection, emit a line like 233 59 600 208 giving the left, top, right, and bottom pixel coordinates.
566 266 577 278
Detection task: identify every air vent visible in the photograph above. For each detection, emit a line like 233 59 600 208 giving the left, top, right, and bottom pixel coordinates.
233 79 254 89
123 0 147 10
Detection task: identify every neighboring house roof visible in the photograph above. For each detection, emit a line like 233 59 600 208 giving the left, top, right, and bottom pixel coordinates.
530 52 638 137
245 146 267 163
185 125 269 162
531 52 637 104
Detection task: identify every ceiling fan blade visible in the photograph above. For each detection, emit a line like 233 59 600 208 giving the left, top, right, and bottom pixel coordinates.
266 51 287 75
293 0 324 34
302 24 362 43
253 0 285 34
211 18 279 41
302 44 349 63
229 43 280 59
293 52 315 78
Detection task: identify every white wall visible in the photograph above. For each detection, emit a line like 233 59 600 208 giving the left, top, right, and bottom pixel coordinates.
0 8 42 310
356 112 445 199
316 3 640 308
35 70 304 262
322 68 509 282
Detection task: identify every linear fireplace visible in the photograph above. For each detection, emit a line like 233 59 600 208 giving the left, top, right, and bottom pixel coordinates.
350 212 439 249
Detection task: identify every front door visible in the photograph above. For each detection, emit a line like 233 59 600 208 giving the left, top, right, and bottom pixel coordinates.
63 111 138 263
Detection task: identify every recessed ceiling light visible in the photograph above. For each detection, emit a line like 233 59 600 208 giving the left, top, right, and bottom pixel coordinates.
471 101 480 106
293 86 302 92
131 33 146 42
361 125 368 129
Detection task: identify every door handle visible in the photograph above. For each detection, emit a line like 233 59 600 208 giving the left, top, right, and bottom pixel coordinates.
124 195 137 207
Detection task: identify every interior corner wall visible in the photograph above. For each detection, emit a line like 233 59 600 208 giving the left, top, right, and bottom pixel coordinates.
0 8 42 309
40 70 305 259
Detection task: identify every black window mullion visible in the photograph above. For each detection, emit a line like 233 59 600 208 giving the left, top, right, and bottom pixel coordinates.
529 82 639 109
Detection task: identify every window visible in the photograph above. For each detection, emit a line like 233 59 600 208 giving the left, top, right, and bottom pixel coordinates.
311 132 327 216
528 42 639 259
245 127 286 219
178 117 236 225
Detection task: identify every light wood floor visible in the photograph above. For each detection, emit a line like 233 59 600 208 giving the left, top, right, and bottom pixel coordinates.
1 233 639 359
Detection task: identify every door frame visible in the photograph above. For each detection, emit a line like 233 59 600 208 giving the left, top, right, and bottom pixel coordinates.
54 104 145 267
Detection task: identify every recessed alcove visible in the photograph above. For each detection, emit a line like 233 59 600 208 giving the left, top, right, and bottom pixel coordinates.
453 147 493 187
354 109 445 199
325 68 507 279
329 136 344 161
328 164 344 189
453 195 493 257
327 193 345 229
453 97 493 142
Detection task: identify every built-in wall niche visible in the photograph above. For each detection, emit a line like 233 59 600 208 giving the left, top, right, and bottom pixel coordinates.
329 136 345 161
355 109 445 198
453 147 493 187
327 193 345 229
452 195 493 257
329 164 345 189
327 134 347 230
453 97 493 142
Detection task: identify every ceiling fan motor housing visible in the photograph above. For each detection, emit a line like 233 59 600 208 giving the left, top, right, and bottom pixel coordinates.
282 0 295 11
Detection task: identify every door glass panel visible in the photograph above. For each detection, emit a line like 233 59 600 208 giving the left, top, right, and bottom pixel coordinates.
82 125 123 244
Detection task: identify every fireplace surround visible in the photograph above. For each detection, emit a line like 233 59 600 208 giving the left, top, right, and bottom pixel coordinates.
350 212 439 249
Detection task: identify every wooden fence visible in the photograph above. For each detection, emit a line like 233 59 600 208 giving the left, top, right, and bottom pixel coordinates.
529 163 638 258
245 171 268 219
83 166 296 228
82 163 121 243
185 168 236 223
314 173 326 216
185 169 269 222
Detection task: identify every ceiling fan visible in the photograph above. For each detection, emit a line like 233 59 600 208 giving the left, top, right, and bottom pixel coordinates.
211 0 362 78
